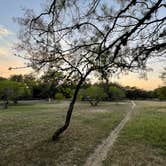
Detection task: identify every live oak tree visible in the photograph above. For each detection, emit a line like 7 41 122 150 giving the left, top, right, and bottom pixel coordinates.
108 86 126 100
0 80 29 109
155 86 166 100
15 0 166 140
79 85 107 106
40 70 64 100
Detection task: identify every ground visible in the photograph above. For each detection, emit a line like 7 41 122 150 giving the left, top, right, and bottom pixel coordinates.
0 100 166 166
103 101 166 166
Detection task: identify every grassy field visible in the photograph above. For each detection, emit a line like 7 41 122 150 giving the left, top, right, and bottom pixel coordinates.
0 101 166 166
103 101 166 166
0 101 129 166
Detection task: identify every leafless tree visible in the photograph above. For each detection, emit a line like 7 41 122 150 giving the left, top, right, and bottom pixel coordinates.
15 0 166 140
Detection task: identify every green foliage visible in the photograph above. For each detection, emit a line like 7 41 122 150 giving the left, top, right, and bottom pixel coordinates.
0 80 30 104
55 93 65 100
0 76 7 81
108 86 126 100
79 85 107 106
40 70 64 99
103 102 166 165
80 86 107 100
10 74 23 82
156 86 166 100
125 86 153 100
60 87 74 99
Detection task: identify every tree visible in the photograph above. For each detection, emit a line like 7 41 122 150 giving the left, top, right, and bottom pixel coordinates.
10 74 24 82
0 80 12 109
80 85 107 106
0 80 29 108
108 86 126 100
155 86 166 100
15 0 166 140
23 74 39 99
125 86 150 99
55 92 65 100
0 77 7 81
40 70 64 100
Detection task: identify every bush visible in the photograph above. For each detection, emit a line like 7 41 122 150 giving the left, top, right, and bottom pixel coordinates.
156 86 166 100
108 86 125 100
0 80 30 108
55 93 65 100
79 86 107 106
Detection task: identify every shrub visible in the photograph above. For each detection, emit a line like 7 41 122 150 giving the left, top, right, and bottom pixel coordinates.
55 93 65 100
108 86 126 100
79 86 107 106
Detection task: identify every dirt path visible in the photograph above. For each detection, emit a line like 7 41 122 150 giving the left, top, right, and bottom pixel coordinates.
84 101 136 166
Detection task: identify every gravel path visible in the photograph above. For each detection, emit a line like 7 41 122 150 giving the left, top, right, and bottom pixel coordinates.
84 101 136 166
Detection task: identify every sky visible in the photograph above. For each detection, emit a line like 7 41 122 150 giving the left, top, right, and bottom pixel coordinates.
0 0 165 90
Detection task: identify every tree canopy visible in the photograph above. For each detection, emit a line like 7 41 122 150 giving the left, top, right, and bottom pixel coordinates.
15 0 166 140
15 0 166 81
155 86 166 100
80 85 107 106
0 80 30 108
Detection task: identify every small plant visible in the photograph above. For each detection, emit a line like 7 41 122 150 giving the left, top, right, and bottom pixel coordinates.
55 93 65 100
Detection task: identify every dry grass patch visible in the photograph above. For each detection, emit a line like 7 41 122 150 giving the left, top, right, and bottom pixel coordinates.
0 101 129 166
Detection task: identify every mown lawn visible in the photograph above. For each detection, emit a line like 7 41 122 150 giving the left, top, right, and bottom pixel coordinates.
0 101 129 166
103 101 166 166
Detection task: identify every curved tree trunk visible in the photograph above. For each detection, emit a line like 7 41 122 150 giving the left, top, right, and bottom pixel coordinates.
52 77 84 141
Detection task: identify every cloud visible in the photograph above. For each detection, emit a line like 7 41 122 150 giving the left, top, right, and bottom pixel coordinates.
0 26 14 39
0 27 13 35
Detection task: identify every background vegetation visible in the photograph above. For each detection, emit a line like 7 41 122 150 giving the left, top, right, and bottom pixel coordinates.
1 73 166 109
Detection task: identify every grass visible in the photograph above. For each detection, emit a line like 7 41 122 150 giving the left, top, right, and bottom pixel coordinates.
103 101 166 166
0 101 129 166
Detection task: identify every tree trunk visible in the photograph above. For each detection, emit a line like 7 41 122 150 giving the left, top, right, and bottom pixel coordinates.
52 78 84 141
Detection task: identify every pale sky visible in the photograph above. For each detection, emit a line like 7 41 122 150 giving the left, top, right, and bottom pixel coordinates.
0 0 165 90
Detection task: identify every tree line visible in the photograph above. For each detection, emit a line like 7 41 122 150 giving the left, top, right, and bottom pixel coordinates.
1 72 166 109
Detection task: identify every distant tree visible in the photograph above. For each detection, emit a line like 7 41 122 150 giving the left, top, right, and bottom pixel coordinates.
55 93 65 100
40 70 64 99
146 90 156 99
23 74 38 98
10 74 24 82
125 86 153 99
0 80 29 109
80 86 107 106
60 87 74 99
0 77 7 81
15 0 166 140
108 86 126 100
155 86 166 100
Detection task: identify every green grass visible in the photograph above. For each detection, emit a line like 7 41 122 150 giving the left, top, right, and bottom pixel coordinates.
103 101 166 166
0 101 129 166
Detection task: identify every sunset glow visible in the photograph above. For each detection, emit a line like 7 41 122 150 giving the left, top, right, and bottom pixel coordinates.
0 0 165 90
